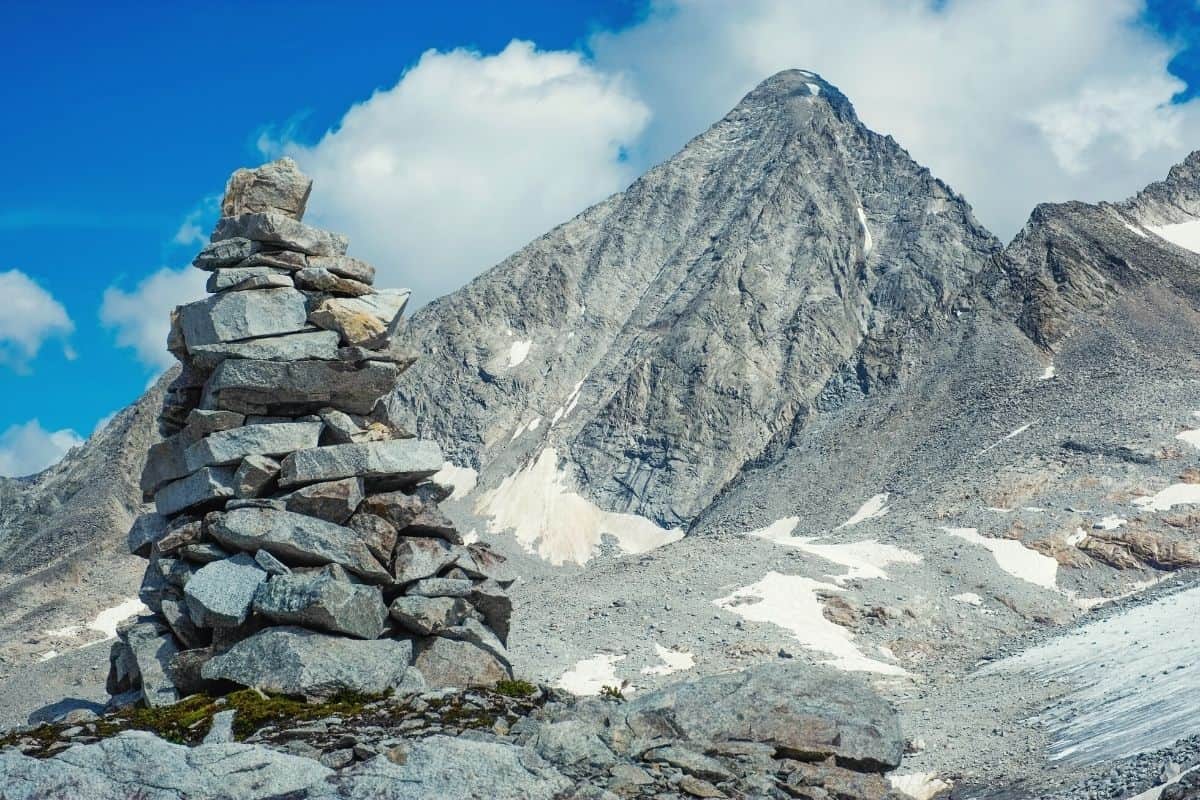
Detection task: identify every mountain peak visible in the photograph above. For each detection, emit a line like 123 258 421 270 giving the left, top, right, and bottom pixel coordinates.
732 69 856 122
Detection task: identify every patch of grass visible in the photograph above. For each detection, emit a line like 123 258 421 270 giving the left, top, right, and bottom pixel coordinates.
493 679 536 698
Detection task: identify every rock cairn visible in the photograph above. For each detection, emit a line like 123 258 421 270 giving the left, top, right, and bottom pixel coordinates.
109 158 513 708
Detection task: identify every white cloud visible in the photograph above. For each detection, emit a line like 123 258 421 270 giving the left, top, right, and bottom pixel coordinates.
100 267 207 371
172 196 220 247
272 39 649 306
0 270 74 372
589 0 1200 240
0 419 83 478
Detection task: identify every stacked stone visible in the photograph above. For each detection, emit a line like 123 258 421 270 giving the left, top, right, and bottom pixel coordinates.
109 158 513 708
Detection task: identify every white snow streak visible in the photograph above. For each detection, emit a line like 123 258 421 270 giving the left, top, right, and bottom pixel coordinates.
476 448 683 565
88 598 148 639
507 339 532 367
1039 362 1056 380
856 206 873 256
837 493 890 528
432 461 478 501
942 527 1058 590
1147 219 1200 253
806 82 821 96
979 422 1034 454
1132 483 1200 511
750 516 921 583
557 654 625 695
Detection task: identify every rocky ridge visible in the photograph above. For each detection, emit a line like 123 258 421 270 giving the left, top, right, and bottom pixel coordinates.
109 158 514 709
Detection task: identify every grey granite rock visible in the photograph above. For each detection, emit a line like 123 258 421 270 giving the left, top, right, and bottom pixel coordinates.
234 454 280 498
407 577 473 598
189 330 341 370
237 249 308 270
222 157 312 220
284 477 364 524
206 266 294 293
308 254 376 284
183 422 323 471
253 571 387 639
212 212 348 256
176 542 229 564
160 598 207 649
279 439 442 487
178 287 310 349
346 512 398 564
467 579 513 644
123 618 182 707
254 548 291 575
192 237 261 269
389 595 474 636
184 409 245 436
140 435 192 494
206 359 399 415
531 720 617 768
391 537 459 584
154 466 237 516
439 618 510 666
184 553 267 628
155 519 203 554
309 291 410 348
202 709 237 744
295 266 373 296
127 512 168 557
201 625 413 697
208 507 389 583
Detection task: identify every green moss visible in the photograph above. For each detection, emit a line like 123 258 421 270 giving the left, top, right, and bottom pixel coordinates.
493 679 536 698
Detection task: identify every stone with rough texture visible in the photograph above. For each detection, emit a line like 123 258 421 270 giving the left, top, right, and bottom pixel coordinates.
189 330 341 370
391 537 459 584
222 157 312 220
284 477 364 524
389 595 474 635
408 577 473 598
615 661 903 771
141 435 191 494
440 618 510 666
346 513 398 564
308 254 376 284
192 237 261 269
122 618 182 707
255 549 291 575
207 359 399 415
295 266 373 296
127 512 168 557
154 467 237 516
184 422 323 471
253 571 387 639
208 507 389 583
184 553 267 628
201 625 413 697
178 287 310 349
212 212 348 256
234 454 281 498
160 598 207 649
184 409 245 436
156 520 202 554
309 291 410 348
280 439 443 488
468 580 513 643
206 267 293 293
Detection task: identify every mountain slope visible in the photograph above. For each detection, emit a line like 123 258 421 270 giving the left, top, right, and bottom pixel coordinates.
394 70 1000 537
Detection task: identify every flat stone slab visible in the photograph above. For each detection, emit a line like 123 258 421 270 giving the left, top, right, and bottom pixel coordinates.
212 212 348 256
208 507 389 583
188 330 341 370
154 466 237 516
284 477 364 524
184 422 323 471
201 626 413 697
178 287 309 348
253 571 387 639
192 237 261 269
279 439 443 488
207 267 293 293
184 553 267 628
308 254 376 284
207 359 399 415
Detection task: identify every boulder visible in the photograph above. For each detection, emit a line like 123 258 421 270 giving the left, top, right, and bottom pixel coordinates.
206 359 399 415
200 626 413 697
392 537 459 584
183 422 323 471
127 512 168 557
155 520 203 554
308 254 376 284
389 596 475 636
280 439 443 488
295 266 373 296
221 157 312 220
234 454 281 498
440 618 511 666
184 409 245 436
212 212 348 256
184 553 268 628
346 512 398 564
120 618 182 707
206 267 293 292
468 580 513 643
284 477 364 524
177 542 230 564
192 237 261 269
140 435 192 494
614 661 904 771
253 572 387 639
155 466 237 516
177 287 309 348
160 598 208 649
189 330 341 370
208 507 389 583
308 291 410 348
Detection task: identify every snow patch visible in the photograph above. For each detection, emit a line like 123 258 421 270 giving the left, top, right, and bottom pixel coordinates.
1132 483 1200 511
806 82 821 96
1039 362 1056 380
640 644 696 677
476 448 683 565
942 527 1058 590
508 416 542 443
433 461 478 501
1122 222 1148 238
1147 219 1200 253
507 339 532 367
557 654 625 695
751 517 921 583
952 593 983 606
979 422 1034 455
856 206 873 256
890 772 953 800
1176 422 1200 449
88 597 149 639
715 572 907 675
1093 514 1127 531
837 493 890 528
38 651 59 663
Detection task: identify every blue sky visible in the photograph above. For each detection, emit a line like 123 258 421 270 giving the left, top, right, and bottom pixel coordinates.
2 0 1199 476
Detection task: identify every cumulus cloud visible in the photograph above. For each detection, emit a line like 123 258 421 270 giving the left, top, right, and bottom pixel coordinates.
590 0 1200 240
0 419 83 478
0 269 74 372
272 39 650 306
100 267 206 371
172 196 220 248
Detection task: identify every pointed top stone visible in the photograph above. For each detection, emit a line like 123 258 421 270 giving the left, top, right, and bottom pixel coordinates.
221 157 313 221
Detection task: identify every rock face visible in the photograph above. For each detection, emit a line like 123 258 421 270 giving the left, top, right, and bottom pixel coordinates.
107 159 514 706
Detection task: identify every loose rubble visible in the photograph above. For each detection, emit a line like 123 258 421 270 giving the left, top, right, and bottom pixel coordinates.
108 158 514 709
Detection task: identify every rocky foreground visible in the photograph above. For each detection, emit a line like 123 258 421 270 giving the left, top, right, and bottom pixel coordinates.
0 661 907 800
